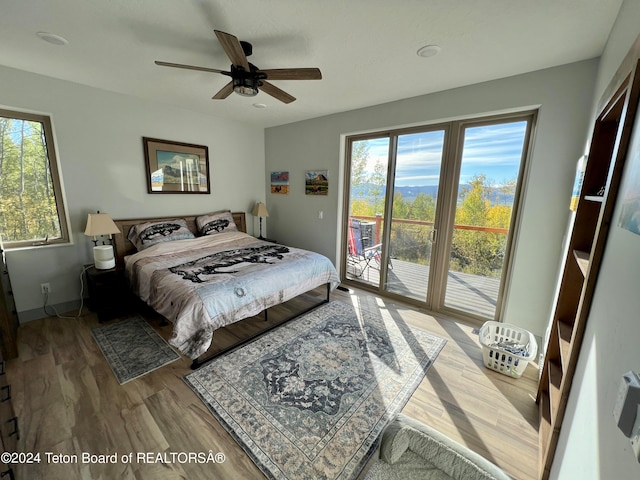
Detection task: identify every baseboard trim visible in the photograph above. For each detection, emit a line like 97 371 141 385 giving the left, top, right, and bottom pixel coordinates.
18 299 85 323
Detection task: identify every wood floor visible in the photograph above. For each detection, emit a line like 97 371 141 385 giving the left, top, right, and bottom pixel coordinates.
7 286 539 480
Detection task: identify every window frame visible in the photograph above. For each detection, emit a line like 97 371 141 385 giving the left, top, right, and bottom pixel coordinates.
0 108 70 249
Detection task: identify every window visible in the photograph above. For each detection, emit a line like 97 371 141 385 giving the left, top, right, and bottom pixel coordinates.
0 109 69 248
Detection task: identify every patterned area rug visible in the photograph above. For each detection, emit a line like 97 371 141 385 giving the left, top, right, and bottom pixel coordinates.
184 300 446 479
92 316 180 384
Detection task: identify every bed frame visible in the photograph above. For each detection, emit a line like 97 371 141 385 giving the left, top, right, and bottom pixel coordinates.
112 211 331 369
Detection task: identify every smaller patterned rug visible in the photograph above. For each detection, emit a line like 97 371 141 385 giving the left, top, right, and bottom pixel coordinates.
185 300 446 479
92 316 180 384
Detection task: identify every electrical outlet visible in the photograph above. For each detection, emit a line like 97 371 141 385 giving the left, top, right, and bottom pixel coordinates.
40 283 51 294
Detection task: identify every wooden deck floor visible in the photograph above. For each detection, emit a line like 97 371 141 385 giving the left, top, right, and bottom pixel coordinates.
7 286 538 480
347 258 501 319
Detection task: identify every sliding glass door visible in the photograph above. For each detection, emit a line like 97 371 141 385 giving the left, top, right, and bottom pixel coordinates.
343 112 536 321
345 137 390 288
385 129 446 301
443 120 530 318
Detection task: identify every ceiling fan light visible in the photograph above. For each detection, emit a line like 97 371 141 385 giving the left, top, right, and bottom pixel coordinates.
234 85 259 97
233 77 259 97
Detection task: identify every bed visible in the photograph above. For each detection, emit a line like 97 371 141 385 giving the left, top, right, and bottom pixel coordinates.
113 211 340 368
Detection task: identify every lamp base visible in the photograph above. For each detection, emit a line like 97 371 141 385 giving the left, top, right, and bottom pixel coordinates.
94 258 115 270
93 245 115 270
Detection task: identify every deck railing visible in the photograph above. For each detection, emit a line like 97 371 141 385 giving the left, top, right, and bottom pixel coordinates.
351 214 509 244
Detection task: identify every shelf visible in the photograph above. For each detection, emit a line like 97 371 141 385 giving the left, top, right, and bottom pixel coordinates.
548 361 563 421
557 320 573 371
539 390 552 468
584 195 604 203
573 250 590 276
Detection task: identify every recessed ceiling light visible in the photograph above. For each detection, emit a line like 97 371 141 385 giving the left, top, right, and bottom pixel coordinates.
417 45 441 58
36 32 69 46
253 103 267 109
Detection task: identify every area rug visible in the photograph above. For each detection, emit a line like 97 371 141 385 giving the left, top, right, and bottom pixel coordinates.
92 316 180 384
184 300 446 479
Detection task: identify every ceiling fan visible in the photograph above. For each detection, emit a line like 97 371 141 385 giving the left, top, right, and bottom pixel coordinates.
155 30 322 104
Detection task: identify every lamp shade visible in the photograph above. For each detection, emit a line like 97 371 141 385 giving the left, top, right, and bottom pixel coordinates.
84 213 121 238
252 202 269 218
251 202 269 217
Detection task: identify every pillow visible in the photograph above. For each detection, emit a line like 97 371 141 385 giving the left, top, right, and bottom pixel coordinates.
196 210 238 236
127 218 195 251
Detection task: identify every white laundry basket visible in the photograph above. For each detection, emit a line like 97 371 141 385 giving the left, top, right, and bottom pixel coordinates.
479 321 537 378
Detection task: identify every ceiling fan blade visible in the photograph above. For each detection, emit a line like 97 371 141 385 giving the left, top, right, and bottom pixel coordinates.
214 30 250 71
155 61 226 74
259 68 322 81
260 81 296 104
212 82 234 100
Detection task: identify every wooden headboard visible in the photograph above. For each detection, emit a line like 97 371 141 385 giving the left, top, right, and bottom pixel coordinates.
112 211 247 267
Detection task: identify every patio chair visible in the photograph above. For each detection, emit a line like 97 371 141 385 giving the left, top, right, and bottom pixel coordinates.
347 218 382 279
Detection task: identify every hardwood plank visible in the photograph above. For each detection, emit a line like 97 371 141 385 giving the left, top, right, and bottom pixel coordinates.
144 388 263 479
133 460 188 480
21 398 71 452
22 351 64 411
45 317 84 365
17 438 82 480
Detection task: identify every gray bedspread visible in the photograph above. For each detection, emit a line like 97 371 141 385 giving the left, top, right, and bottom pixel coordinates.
125 231 339 358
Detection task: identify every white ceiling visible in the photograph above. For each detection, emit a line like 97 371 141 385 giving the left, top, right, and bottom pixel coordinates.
0 0 623 128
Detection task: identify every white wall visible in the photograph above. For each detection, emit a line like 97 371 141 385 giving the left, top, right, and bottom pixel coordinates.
265 60 598 337
0 65 265 318
551 0 640 478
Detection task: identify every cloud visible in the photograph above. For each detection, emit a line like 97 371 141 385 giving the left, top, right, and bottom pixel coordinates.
353 121 526 187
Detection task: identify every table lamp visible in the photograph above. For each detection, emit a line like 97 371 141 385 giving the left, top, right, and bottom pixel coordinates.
252 202 269 240
84 212 121 269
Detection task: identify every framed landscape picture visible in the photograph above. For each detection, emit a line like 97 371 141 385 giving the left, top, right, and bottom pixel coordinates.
305 169 328 195
143 137 210 194
271 171 290 194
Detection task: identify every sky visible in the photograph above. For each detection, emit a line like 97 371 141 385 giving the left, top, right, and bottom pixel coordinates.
358 120 528 187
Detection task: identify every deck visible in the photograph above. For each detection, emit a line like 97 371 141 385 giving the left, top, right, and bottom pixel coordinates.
347 258 500 319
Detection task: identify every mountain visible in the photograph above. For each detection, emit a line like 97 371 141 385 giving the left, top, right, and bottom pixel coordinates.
309 173 328 183
351 183 514 205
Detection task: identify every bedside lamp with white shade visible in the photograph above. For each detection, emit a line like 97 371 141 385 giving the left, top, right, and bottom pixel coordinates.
252 202 269 240
84 212 121 270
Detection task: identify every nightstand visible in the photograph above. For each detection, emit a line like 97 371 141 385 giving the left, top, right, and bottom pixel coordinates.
85 265 134 322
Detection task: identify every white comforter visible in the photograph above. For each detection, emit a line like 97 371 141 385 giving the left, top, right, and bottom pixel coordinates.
125 231 339 358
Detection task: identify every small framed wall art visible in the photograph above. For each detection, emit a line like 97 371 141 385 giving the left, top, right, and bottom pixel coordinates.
271 171 290 194
305 169 328 195
143 137 210 194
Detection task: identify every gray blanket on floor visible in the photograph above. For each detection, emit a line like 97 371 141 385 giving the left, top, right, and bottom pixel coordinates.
364 414 512 480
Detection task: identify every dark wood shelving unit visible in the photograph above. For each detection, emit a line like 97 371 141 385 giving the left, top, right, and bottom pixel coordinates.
537 45 640 479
